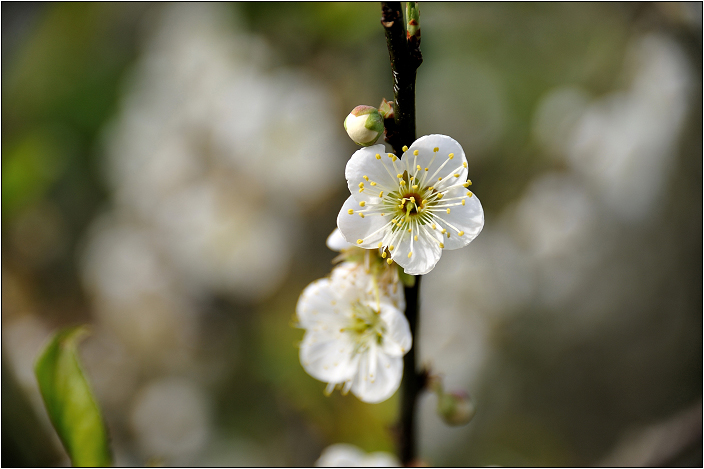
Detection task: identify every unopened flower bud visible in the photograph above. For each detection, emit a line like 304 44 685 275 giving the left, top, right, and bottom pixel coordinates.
344 105 384 146
437 390 476 426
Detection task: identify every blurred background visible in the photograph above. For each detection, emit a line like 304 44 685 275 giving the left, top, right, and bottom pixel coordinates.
2 2 701 466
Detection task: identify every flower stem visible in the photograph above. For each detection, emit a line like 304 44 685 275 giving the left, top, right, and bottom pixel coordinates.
380 1 424 465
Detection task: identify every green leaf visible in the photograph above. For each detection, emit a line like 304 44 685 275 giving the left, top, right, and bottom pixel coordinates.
35 326 112 467
397 266 416 287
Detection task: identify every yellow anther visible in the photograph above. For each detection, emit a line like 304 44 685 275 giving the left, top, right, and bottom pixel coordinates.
381 213 385 216
458 231 465 236
389 245 394 251
417 165 421 171
428 186 434 191
412 185 418 190
392 156 397 161
382 251 387 258
437 193 444 199
397 173 403 178
413 150 419 156
379 191 384 197
409 175 414 180
376 153 381 159
388 153 394 158
414 235 418 241
449 153 455 159
446 208 451 214
370 181 377 186
461 199 466 206
467 179 472 185
378 242 383 248
425 167 429 171
359 213 365 218
387 258 393 264
467 191 473 197
441 228 447 234
408 251 413 258
447 232 451 238
454 173 460 178
433 147 439 152
359 188 364 193
402 145 409 152
438 177 443 181
358 182 364 188
359 201 366 207
400 180 406 186
439 242 444 248
421 199 426 205
348 209 354 214
432 224 437 230
463 162 467 168
407 228 412 233
363 175 369 181
357 239 363 244
463 181 470 187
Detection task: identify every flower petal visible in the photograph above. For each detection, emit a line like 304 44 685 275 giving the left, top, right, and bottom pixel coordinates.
345 144 400 200
326 228 352 252
300 330 358 383
316 444 367 467
378 303 412 357
405 135 468 191
337 196 392 248
391 224 443 275
350 345 403 404
430 186 484 250
296 278 347 327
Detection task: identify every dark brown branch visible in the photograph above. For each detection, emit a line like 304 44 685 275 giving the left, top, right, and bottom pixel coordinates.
380 2 424 466
381 1 422 157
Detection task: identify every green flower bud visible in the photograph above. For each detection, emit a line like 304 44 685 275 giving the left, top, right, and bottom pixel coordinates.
378 98 394 119
344 105 384 146
437 390 476 426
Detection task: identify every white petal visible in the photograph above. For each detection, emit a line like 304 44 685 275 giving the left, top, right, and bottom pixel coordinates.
296 278 346 327
361 453 400 467
345 144 399 199
431 186 484 250
326 228 353 252
405 135 468 191
300 330 358 383
316 444 366 467
378 303 412 357
391 224 443 276
351 345 403 404
337 196 391 248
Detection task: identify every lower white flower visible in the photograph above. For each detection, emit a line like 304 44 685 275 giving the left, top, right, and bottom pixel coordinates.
337 134 484 275
316 443 399 467
297 265 411 404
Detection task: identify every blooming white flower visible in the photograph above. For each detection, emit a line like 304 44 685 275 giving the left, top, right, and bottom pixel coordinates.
337 134 484 275
297 264 410 403
316 443 399 467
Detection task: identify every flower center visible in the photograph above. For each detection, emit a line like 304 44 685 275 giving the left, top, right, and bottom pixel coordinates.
344 302 386 349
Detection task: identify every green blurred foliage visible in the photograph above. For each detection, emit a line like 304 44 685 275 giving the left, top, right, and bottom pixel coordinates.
35 326 112 467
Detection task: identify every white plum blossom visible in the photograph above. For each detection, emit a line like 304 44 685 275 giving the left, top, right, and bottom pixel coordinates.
297 264 410 403
337 135 484 275
316 443 399 467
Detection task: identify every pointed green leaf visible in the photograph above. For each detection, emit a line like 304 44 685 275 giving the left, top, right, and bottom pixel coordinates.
35 326 112 467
